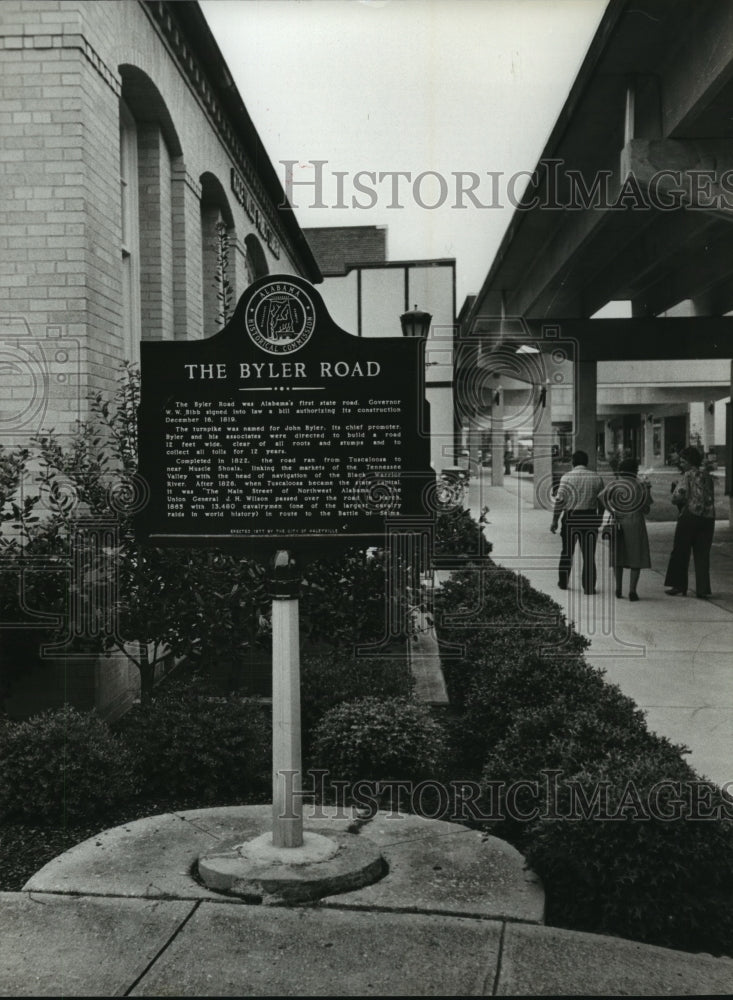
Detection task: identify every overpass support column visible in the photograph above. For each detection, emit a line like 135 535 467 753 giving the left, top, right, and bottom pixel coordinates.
703 402 715 452
576 360 598 470
491 389 504 487
533 376 552 509
729 365 733 526
467 419 481 470
643 415 655 468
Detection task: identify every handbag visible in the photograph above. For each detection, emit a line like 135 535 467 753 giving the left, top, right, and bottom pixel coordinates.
600 508 622 540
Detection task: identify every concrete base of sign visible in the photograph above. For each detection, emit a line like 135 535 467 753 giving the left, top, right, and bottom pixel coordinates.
197 831 385 904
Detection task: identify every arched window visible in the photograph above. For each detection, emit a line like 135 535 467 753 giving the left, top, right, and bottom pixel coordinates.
245 234 269 284
119 99 141 362
119 66 183 344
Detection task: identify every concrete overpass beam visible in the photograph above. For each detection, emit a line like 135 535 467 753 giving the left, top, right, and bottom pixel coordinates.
620 138 733 220
662 2 733 137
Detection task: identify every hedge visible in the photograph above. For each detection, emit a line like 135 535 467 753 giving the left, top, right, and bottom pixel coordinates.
432 509 733 956
300 653 413 751
0 706 137 825
523 754 733 955
434 565 590 709
312 695 446 790
118 680 270 803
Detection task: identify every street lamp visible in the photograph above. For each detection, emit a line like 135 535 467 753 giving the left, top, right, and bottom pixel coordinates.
400 304 432 339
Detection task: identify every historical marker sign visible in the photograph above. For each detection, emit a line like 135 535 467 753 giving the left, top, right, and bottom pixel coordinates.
137 274 434 552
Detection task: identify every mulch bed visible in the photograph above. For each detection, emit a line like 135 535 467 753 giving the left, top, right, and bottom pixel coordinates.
0 794 267 891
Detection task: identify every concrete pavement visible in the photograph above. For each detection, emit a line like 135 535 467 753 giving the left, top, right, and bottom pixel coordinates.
4 806 733 996
462 470 733 789
4 890 733 996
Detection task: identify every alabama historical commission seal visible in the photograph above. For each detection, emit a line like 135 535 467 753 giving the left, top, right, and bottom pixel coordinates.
245 280 316 355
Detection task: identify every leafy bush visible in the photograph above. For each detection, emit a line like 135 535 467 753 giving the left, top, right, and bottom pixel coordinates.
523 753 733 955
434 559 733 956
299 509 492 655
300 549 392 650
478 698 687 843
434 505 492 558
448 651 642 777
300 654 413 749
435 567 590 708
472 678 733 955
119 681 270 803
0 706 137 825
0 367 275 706
312 696 446 788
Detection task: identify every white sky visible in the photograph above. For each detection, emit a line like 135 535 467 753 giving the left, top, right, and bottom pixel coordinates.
200 0 608 306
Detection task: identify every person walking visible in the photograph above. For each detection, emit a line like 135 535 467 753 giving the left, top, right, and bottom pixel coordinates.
664 446 715 598
550 449 605 594
600 458 652 601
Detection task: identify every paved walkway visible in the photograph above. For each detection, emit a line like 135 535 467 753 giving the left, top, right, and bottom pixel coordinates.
462 470 733 788
3 806 733 996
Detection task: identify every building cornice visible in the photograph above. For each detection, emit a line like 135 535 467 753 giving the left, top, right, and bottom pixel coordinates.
142 1 321 282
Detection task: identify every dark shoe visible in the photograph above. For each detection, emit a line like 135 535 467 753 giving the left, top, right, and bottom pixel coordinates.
615 589 623 599
665 588 687 596
629 592 639 602
584 590 597 596
558 582 568 590
696 593 712 599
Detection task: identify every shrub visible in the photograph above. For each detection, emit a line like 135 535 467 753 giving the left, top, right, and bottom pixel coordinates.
523 753 733 955
119 682 270 803
472 694 733 956
434 505 492 558
0 706 137 825
300 654 413 750
434 560 733 956
435 567 590 707
300 548 392 650
449 652 643 777
478 698 688 842
300 509 492 655
0 368 275 706
312 696 446 790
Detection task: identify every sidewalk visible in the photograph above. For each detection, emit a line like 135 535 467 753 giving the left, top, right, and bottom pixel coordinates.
3 806 733 996
463 470 733 788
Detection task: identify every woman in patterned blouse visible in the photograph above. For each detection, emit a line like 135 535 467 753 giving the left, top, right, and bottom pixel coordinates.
664 446 715 598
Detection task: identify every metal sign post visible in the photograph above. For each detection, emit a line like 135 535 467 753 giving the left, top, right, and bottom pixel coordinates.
269 550 302 848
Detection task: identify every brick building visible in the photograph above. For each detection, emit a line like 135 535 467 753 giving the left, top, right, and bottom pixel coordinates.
0 0 320 442
0 0 320 717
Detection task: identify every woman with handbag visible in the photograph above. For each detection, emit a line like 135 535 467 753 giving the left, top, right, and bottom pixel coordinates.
664 446 715 598
600 458 652 601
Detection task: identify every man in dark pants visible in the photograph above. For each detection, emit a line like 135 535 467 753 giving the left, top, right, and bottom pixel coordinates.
550 450 605 594
664 446 715 597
